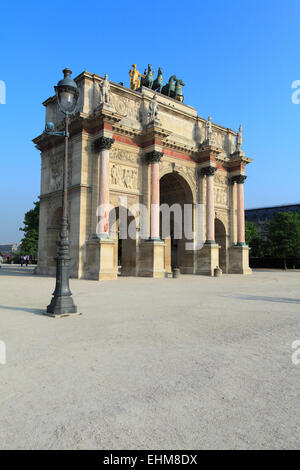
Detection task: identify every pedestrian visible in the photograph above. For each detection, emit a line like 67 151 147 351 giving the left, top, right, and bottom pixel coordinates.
0 255 3 269
25 255 29 267
20 255 24 267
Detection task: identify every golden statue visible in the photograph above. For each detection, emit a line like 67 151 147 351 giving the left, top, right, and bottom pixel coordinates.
129 64 143 91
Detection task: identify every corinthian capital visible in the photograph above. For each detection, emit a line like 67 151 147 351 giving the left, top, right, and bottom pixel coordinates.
201 166 217 176
145 150 163 163
230 175 247 184
94 136 115 152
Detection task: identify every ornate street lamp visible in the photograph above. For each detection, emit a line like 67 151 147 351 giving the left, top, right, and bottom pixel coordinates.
44 68 79 316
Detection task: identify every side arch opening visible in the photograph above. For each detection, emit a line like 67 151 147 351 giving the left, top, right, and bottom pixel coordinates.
215 218 227 272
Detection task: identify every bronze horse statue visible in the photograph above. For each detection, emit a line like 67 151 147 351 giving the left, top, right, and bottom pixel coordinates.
175 78 185 102
133 64 185 101
152 67 163 93
161 75 177 98
140 64 155 89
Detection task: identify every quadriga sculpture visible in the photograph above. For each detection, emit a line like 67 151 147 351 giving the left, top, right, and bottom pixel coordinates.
152 67 163 93
140 64 155 89
175 78 185 102
128 64 185 102
161 75 177 98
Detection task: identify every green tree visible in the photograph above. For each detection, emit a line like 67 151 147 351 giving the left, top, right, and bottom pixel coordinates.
265 211 300 269
19 201 40 259
245 221 264 258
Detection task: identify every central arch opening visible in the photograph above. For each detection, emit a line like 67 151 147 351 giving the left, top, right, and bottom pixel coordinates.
109 206 137 276
159 172 194 273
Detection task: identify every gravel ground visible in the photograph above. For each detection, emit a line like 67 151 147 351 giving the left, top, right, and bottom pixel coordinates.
0 266 300 450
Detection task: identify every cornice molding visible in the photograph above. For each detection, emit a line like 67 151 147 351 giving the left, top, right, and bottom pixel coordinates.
228 152 252 166
39 183 91 200
141 125 172 141
112 123 141 139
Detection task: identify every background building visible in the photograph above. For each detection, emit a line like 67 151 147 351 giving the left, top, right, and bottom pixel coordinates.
0 243 20 254
245 203 300 238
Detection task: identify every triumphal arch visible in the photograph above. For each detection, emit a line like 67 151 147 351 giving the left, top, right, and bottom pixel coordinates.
33 65 252 280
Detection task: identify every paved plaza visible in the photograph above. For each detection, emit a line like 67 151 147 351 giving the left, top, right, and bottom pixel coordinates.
0 267 300 449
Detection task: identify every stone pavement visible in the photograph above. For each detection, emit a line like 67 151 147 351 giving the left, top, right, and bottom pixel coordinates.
0 266 300 449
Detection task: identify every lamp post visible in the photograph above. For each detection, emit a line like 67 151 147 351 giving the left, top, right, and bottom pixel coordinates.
44 68 79 316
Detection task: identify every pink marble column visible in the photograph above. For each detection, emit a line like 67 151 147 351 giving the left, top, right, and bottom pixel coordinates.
235 175 247 245
201 166 217 243
96 137 114 238
146 150 163 240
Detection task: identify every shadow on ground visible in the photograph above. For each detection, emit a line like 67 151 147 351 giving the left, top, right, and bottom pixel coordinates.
0 305 46 316
236 295 300 304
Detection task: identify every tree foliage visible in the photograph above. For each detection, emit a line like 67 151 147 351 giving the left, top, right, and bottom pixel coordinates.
264 211 300 268
19 201 40 258
245 221 264 258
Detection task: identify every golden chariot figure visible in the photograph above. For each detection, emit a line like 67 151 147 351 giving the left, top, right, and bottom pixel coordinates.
129 64 144 91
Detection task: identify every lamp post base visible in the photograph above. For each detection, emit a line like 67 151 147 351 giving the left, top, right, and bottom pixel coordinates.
45 311 81 318
46 238 78 316
46 295 77 316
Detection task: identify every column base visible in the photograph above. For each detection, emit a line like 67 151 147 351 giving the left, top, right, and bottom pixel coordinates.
138 240 166 278
228 245 252 274
84 238 117 280
196 243 219 276
36 264 50 276
98 233 110 240
164 237 172 274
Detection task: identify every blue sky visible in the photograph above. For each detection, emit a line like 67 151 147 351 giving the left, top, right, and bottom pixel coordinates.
1 0 300 243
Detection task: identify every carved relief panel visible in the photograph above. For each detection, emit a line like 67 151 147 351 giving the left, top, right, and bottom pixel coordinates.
214 171 229 207
49 153 72 192
214 172 229 186
110 163 138 191
110 147 139 164
110 147 139 194
110 93 140 121
214 187 228 206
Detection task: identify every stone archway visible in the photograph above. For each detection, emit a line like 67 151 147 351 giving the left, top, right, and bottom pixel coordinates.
215 218 227 272
159 172 194 273
109 206 137 276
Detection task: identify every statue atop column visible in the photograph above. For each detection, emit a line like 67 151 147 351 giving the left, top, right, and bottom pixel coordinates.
203 116 215 146
99 74 115 111
147 93 161 127
236 124 243 153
